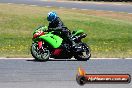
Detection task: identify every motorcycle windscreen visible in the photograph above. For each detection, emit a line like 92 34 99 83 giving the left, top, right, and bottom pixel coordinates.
39 34 63 48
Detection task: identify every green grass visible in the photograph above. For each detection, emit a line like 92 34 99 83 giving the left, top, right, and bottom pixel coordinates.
0 3 132 58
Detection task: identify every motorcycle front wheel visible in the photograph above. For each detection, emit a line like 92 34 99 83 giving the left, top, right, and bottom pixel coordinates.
31 42 50 62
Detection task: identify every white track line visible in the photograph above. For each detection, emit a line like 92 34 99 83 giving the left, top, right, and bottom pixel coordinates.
59 7 64 8
94 10 132 15
0 58 131 60
0 58 33 60
29 5 37 7
7 3 13 4
71 8 77 10
46 6 52 7
81 9 87 11
125 58 132 59
127 13 132 14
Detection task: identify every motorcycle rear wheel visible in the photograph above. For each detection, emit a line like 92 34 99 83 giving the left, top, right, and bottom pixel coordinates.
74 43 91 61
31 43 50 62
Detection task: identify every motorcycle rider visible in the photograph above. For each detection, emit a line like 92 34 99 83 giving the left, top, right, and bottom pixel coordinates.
47 11 76 47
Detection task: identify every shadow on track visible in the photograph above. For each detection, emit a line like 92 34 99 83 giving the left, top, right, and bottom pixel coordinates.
26 59 85 62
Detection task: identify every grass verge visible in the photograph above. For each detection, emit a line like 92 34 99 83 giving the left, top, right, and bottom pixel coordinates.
0 3 132 58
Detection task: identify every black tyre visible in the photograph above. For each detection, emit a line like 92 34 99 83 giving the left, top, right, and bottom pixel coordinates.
31 43 50 62
74 43 91 61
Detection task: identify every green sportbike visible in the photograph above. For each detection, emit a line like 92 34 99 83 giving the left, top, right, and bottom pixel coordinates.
31 26 91 61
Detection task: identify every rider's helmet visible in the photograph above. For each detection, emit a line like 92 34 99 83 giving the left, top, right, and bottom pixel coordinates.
47 11 57 22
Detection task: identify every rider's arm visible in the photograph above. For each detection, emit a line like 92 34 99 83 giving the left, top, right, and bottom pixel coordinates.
57 17 65 28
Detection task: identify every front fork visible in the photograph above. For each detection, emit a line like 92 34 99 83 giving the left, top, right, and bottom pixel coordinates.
38 41 43 49
37 41 44 54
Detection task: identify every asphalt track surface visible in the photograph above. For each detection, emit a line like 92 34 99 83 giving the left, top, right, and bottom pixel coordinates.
0 0 132 13
0 58 132 88
0 0 132 88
